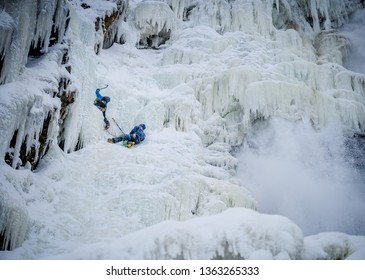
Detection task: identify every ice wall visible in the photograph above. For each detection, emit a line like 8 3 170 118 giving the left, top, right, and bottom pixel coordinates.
0 10 14 82
138 0 365 145
0 0 129 250
56 0 129 151
0 0 75 170
271 0 362 33
154 0 363 36
0 0 71 249
0 0 130 167
0 0 69 84
3 1 362 167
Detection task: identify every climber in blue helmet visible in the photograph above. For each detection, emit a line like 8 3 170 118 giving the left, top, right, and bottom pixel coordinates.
108 124 146 147
94 88 111 129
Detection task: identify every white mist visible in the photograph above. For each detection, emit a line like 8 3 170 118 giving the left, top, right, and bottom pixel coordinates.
237 118 365 236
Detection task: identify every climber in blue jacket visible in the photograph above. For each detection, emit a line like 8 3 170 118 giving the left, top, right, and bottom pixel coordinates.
108 124 146 147
94 88 111 129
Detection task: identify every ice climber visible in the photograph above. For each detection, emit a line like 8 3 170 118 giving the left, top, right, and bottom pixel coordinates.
108 124 146 147
94 88 111 129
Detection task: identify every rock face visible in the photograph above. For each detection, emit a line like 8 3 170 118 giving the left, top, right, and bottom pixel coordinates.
103 0 129 49
93 0 129 53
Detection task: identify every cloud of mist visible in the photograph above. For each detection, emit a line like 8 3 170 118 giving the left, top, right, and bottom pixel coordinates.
237 118 365 236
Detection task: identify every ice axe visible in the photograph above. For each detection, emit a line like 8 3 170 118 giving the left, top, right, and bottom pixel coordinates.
112 118 127 136
99 84 109 90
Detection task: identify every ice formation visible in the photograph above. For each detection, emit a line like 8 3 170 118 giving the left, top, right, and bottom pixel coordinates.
0 164 31 251
135 1 180 47
0 0 69 84
0 0 365 259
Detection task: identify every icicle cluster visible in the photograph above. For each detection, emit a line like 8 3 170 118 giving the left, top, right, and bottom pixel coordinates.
0 0 69 84
135 1 181 48
137 0 365 143
0 0 75 170
0 167 31 251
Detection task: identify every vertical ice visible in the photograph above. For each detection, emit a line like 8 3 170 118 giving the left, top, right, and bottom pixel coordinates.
0 0 69 84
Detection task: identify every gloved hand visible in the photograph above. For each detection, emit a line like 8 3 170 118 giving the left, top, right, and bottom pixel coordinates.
127 142 135 148
101 108 106 113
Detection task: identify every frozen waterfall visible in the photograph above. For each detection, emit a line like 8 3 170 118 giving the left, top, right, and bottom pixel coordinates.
0 0 365 260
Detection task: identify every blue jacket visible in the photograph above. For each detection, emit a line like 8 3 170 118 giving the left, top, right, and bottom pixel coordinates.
111 124 146 145
127 124 146 144
94 89 110 112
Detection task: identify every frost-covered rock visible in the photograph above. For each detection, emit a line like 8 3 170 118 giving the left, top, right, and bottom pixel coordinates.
135 1 180 48
304 232 365 260
81 0 129 52
272 0 363 33
0 45 75 170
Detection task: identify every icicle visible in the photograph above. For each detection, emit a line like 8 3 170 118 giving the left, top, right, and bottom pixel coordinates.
158 0 191 20
32 0 70 53
0 10 14 59
306 0 362 33
0 0 70 84
0 178 29 250
210 66 261 118
0 10 15 84
163 85 200 131
188 0 231 34
0 1 37 83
